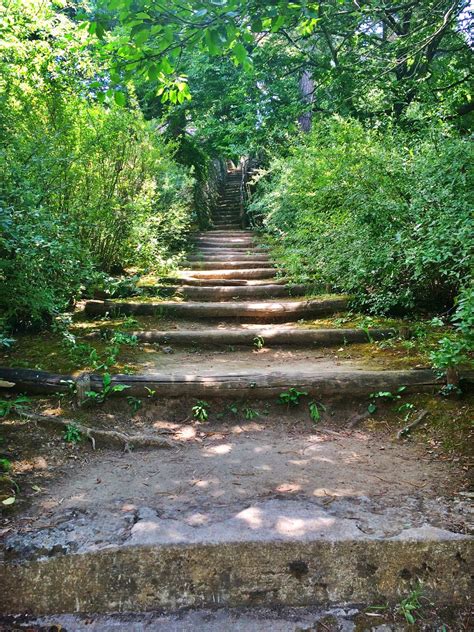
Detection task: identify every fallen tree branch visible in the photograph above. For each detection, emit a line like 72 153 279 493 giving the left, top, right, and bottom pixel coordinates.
22 412 175 451
397 409 429 439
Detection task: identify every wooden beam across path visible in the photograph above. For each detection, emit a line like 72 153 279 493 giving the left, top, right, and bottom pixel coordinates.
0 366 463 398
83 297 349 322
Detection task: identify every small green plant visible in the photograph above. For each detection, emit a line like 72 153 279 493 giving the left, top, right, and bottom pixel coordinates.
145 387 156 398
368 386 406 414
63 423 82 444
395 586 423 625
227 403 239 415
85 373 130 404
122 316 139 329
192 400 209 421
397 401 415 421
309 401 326 423
0 457 12 472
278 388 308 407
243 406 260 420
253 335 265 350
111 331 138 346
0 395 31 418
127 396 142 413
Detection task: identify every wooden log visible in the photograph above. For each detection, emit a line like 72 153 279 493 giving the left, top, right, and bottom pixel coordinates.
0 366 455 399
0 367 73 394
87 368 458 398
112 327 395 348
83 297 349 322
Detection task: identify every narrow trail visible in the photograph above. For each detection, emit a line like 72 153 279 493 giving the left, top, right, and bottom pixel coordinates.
71 168 448 396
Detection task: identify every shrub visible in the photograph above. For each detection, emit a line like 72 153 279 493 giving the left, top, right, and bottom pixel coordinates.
0 0 194 328
249 117 473 315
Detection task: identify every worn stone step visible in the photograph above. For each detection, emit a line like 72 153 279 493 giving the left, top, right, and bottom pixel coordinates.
1 524 470 616
84 297 347 322
185 260 274 270
196 233 255 239
212 224 242 230
189 253 270 260
196 237 256 244
197 232 255 237
117 327 395 347
141 283 305 300
161 277 288 287
194 248 266 255
178 268 277 280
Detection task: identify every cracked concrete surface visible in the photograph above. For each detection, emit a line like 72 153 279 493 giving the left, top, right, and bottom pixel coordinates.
3 424 471 561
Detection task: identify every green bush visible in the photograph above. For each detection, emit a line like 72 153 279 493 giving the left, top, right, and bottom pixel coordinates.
0 0 194 328
249 117 473 315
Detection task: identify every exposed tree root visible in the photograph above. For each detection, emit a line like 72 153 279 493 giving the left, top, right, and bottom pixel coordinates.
347 410 371 429
397 409 429 439
23 412 176 452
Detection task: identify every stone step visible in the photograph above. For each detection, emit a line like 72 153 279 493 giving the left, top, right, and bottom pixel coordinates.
188 254 271 262
177 268 277 280
141 283 306 300
84 297 348 322
185 260 273 270
200 229 255 235
195 248 266 255
118 327 395 347
161 277 288 287
198 229 255 235
1 519 470 616
195 239 258 248
211 224 242 230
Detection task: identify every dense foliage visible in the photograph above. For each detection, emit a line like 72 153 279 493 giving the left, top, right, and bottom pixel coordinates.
249 117 473 314
0 1 194 329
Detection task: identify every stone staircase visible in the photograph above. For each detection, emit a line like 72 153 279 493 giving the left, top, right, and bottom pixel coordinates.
0 169 472 625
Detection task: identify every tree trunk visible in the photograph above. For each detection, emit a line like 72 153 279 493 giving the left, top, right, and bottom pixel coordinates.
298 69 314 133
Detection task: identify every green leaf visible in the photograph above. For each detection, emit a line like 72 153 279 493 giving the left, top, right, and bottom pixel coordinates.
205 29 221 56
160 57 173 74
271 15 286 32
2 497 15 506
232 43 247 64
112 384 130 392
114 91 126 106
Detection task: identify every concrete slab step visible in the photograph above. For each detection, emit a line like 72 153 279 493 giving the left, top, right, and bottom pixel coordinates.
1 515 470 615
